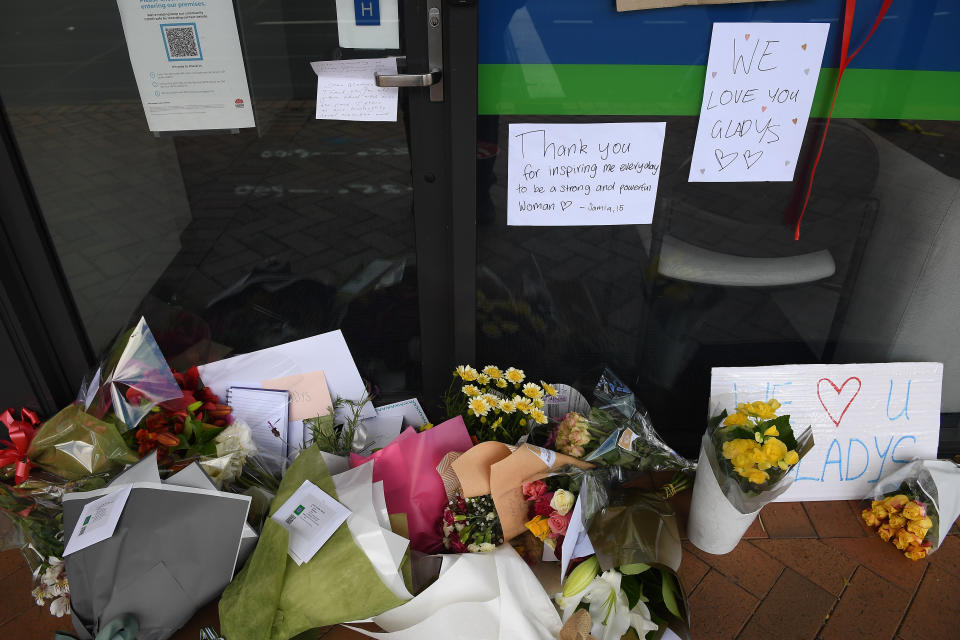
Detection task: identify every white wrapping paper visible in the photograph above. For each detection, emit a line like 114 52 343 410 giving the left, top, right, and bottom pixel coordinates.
688 445 762 555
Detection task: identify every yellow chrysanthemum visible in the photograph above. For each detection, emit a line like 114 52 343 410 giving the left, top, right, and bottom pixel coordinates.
476 374 490 385
456 365 479 382
533 398 545 409
541 381 558 396
495 378 508 389
483 365 503 379
530 408 548 424
462 384 481 397
467 396 489 417
482 394 499 410
522 383 544 399
514 398 534 414
499 399 516 413
505 367 525 384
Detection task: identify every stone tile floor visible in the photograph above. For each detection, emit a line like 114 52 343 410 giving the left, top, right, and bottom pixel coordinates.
2 488 957 640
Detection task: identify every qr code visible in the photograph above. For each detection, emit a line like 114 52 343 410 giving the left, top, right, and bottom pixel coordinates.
163 25 201 60
284 514 297 525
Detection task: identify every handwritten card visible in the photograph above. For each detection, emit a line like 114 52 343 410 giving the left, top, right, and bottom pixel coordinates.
310 58 398 122
262 370 333 422
689 22 829 182
710 363 943 502
507 122 666 226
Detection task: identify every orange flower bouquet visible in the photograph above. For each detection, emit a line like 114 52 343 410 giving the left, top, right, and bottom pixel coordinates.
861 459 960 561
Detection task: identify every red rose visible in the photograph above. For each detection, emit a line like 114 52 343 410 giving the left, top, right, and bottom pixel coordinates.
522 480 548 502
534 492 555 517
548 512 572 536
449 537 468 553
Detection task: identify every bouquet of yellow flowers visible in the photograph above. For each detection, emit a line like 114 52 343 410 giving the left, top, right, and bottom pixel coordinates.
711 399 811 495
442 364 557 444
860 459 960 561
688 396 814 555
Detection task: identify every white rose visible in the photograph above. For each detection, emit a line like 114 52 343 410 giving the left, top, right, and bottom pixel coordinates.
550 489 576 516
467 543 480 553
479 542 496 552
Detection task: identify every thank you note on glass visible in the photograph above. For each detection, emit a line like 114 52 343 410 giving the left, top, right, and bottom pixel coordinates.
689 22 829 182
507 122 666 226
311 58 398 122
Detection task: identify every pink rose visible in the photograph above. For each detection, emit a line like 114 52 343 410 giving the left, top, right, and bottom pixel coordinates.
522 480 548 502
534 492 555 517
548 512 572 536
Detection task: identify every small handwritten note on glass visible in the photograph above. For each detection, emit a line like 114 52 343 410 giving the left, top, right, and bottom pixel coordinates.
689 22 829 183
310 58 398 122
507 122 666 226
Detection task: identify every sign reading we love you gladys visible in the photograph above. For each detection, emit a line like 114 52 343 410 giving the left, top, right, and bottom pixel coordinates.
710 363 943 502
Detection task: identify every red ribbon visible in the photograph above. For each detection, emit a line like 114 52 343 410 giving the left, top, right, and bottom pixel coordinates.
0 407 41 485
794 0 893 240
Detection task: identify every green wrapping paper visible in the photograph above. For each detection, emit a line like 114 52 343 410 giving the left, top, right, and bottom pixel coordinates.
26 405 138 480
219 445 406 640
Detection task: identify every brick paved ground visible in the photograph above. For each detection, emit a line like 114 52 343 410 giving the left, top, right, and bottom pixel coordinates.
3 485 957 639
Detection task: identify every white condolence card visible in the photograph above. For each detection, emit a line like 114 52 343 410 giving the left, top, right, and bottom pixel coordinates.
63 485 133 556
271 480 351 565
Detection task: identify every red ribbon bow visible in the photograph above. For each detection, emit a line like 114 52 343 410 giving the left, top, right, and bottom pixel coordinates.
0 407 41 485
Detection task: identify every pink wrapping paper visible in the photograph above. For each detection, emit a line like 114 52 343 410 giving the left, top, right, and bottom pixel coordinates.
350 416 473 552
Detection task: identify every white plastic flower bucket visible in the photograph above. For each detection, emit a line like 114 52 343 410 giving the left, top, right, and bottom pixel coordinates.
688 446 762 555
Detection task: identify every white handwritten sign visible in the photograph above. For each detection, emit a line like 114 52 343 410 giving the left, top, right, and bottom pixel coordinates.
310 58 398 122
710 363 942 502
689 23 829 182
507 122 665 226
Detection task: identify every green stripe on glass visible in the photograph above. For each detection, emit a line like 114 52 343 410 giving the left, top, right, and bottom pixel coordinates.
478 65 960 121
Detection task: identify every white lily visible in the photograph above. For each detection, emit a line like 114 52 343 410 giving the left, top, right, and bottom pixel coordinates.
559 569 660 640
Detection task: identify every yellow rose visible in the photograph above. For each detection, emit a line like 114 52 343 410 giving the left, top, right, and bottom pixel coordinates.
888 514 907 529
733 453 754 469
524 515 550 541
885 495 910 513
722 439 754 459
861 509 881 528
746 469 769 484
871 504 889 519
894 529 922 551
901 501 926 521
877 524 896 542
904 545 928 561
739 401 778 420
783 450 799 466
724 412 748 427
768 399 781 412
906 517 932 538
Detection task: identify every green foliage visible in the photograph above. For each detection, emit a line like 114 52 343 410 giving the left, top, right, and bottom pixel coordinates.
308 395 370 456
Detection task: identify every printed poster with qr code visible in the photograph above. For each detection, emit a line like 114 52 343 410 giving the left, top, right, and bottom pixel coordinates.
116 0 255 132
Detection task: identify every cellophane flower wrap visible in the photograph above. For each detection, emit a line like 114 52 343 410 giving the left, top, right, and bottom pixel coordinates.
702 395 814 514
559 486 690 640
860 459 960 560
548 370 692 474
26 405 138 481
77 317 183 431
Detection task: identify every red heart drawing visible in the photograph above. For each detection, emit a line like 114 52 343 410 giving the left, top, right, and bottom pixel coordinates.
817 377 862 427
761 106 767 112
792 118 798 124
801 43 807 50
745 34 751 40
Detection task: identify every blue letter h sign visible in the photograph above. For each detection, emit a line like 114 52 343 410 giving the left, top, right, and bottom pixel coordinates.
354 0 381 26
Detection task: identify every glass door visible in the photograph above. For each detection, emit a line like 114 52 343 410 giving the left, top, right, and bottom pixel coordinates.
0 0 474 409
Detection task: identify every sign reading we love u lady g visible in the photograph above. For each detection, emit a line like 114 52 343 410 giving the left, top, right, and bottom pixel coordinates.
710 363 943 502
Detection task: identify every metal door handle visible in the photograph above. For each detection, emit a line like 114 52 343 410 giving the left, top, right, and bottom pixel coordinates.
374 70 441 88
